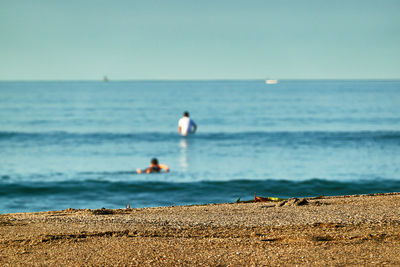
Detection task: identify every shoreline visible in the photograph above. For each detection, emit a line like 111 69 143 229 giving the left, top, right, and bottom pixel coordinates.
1 192 400 265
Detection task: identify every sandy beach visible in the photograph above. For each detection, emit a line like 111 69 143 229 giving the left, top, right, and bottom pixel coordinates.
1 193 400 266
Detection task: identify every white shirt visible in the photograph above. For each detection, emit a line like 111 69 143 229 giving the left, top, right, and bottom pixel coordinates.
178 117 196 136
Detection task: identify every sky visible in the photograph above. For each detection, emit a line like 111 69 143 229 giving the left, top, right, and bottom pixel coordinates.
1 0 399 80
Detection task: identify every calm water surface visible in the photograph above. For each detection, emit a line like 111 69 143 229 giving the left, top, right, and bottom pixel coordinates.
1 80 399 213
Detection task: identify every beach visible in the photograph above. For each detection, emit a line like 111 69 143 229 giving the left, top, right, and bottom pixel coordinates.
1 193 400 266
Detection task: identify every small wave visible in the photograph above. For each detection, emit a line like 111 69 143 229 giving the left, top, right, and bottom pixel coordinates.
0 131 181 145
1 178 400 213
1 130 399 141
0 175 11 181
195 131 400 148
1 178 399 198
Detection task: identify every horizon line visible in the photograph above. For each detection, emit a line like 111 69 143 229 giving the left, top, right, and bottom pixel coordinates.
1 78 400 82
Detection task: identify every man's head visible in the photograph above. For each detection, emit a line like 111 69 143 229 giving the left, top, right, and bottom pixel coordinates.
151 158 158 165
183 111 189 117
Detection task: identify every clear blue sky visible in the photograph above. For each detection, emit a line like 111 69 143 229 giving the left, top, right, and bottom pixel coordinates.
1 0 399 80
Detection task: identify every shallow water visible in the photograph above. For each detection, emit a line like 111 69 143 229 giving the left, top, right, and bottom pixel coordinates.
1 80 400 213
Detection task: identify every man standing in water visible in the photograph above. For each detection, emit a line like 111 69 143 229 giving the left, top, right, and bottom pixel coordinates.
178 111 197 136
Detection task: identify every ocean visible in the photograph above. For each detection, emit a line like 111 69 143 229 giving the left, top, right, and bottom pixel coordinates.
1 80 400 214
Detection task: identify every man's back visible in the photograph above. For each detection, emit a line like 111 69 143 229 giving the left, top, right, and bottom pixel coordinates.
178 116 196 136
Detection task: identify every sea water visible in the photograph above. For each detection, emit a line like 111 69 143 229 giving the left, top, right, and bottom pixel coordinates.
1 80 400 213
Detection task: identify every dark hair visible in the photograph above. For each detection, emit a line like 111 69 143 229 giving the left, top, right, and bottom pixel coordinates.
183 111 189 117
151 158 158 165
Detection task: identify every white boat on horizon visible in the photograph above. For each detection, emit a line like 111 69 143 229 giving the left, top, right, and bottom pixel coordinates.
265 79 278 84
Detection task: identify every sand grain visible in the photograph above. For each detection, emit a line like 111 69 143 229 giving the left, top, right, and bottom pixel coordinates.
1 193 400 266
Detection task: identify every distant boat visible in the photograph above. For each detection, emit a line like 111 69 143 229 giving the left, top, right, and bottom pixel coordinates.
265 79 278 84
103 76 109 82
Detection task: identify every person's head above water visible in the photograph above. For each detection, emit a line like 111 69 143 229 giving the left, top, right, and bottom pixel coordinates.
183 111 189 117
137 158 169 174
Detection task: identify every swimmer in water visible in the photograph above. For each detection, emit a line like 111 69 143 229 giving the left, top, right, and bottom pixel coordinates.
136 158 170 174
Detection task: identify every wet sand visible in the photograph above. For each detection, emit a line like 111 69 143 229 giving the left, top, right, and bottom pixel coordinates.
1 193 400 266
